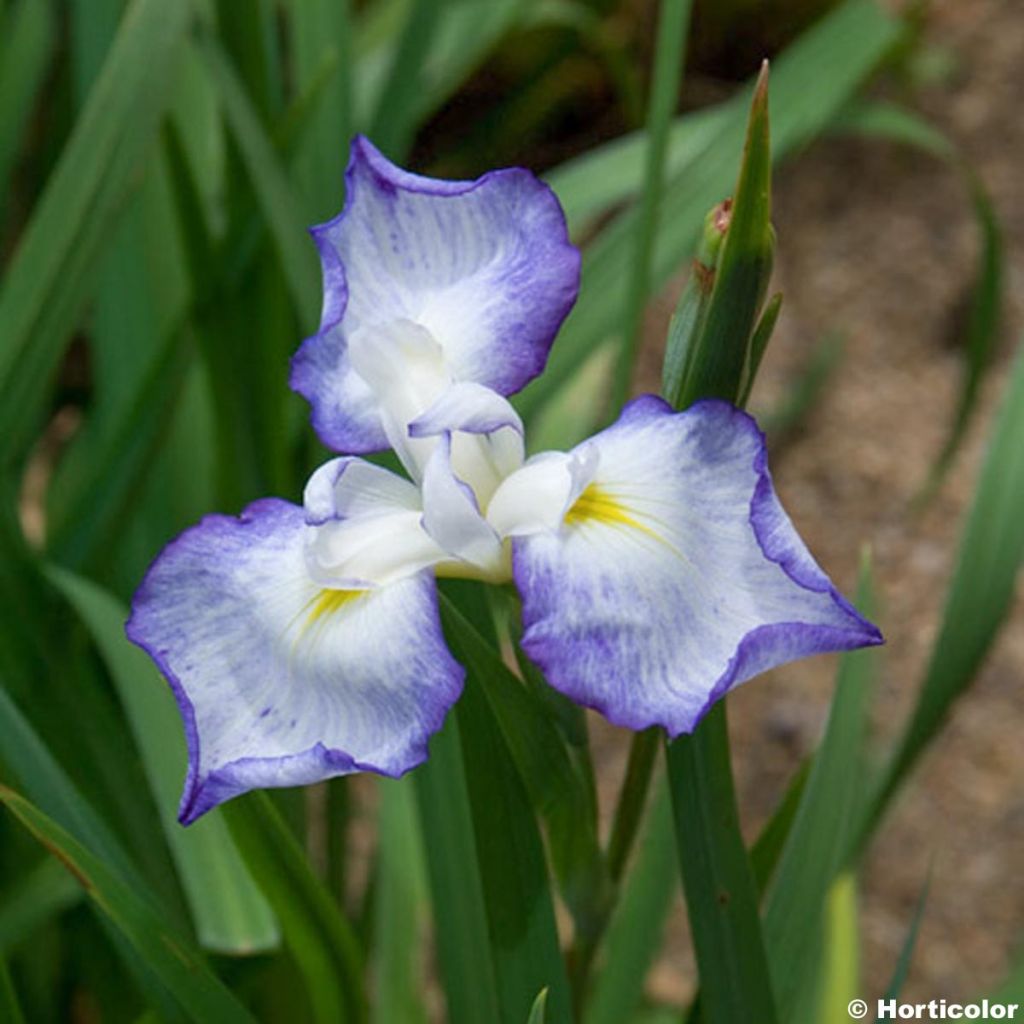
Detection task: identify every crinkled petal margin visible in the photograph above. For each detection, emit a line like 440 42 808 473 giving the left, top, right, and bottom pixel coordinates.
126 498 464 823
290 135 580 453
513 397 882 737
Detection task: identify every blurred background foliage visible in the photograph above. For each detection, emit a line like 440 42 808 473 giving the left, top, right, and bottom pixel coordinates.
0 0 1020 1021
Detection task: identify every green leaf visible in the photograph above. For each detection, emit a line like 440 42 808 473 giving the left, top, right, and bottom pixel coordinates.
876 872 930 1017
762 555 878 1020
221 793 366 1024
0 787 257 1024
0 0 192 462
666 704 779 1024
46 328 194 570
613 0 692 410
373 779 428 1024
676 63 774 409
526 988 548 1024
369 0 440 160
196 33 319 330
585 783 677 1024
521 0 901 426
0 956 26 1024
0 858 82 956
440 595 608 936
0 0 55 199
414 716 503 1024
748 757 811 893
813 872 860 1024
455 671 573 1024
0 685 149 895
288 0 353 221
44 566 279 955
866 338 1024 839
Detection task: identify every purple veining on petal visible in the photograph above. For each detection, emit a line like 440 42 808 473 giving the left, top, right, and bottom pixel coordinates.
511 395 882 738
290 135 581 454
126 497 465 823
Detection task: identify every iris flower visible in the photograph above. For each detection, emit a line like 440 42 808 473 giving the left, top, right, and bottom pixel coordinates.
127 139 881 824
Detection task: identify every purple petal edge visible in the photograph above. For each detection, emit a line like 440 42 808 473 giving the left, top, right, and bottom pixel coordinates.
514 395 883 739
125 497 464 824
290 135 581 453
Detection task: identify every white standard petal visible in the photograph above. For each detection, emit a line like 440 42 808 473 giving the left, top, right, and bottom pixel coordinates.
511 396 883 737
303 457 449 587
346 319 451 480
126 499 464 823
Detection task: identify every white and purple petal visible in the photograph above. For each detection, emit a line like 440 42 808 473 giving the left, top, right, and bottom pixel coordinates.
511 396 882 737
126 498 463 823
290 136 581 453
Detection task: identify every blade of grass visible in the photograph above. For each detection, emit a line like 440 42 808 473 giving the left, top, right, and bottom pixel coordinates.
289 0 353 221
455 671 573 1024
762 555 878 1020
527 988 548 1024
0 0 55 199
414 715 503 1024
440 595 608 938
520 0 901 426
196 33 319 330
221 793 366 1024
864 338 1024 843
46 327 193 569
0 685 152 897
0 957 26 1024
585 782 676 1024
0 858 82 955
875 872 931 1019
45 566 280 955
0 787 258 1024
372 778 428 1024
369 0 440 160
666 703 779 1024
0 0 192 463
812 872 860 1024
613 0 692 410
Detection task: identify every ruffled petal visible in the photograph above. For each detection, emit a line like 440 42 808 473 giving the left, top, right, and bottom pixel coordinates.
126 499 463 823
512 396 882 737
290 136 580 453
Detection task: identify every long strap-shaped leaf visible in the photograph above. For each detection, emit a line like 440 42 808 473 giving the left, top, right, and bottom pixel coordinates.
519 0 901 424
222 793 366 1024
864 337 1024 842
455 673 573 1023
414 716 504 1024
45 566 280 955
762 558 877 1020
0 0 191 463
0 787 257 1024
667 704 778 1024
